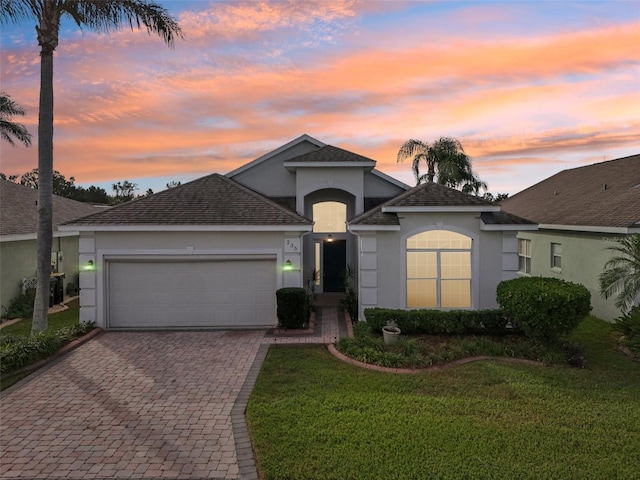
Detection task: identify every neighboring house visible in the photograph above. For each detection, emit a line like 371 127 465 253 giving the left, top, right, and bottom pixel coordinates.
501 154 640 320
62 135 535 329
0 179 100 312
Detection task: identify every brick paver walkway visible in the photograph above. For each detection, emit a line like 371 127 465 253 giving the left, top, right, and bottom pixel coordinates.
0 306 347 479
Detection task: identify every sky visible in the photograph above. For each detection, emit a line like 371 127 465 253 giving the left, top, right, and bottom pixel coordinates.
1 0 639 196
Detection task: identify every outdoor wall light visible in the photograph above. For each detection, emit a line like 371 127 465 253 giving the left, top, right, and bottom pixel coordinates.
327 234 333 243
83 259 96 272
284 259 293 271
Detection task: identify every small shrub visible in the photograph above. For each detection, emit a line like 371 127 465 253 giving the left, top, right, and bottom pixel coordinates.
614 307 640 357
496 277 591 342
0 321 94 374
4 291 35 320
352 321 371 338
276 288 309 329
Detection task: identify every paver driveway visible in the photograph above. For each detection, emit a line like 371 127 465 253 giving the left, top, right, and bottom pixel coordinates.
0 330 266 479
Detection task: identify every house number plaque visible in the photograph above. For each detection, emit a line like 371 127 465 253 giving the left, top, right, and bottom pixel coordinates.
284 238 300 252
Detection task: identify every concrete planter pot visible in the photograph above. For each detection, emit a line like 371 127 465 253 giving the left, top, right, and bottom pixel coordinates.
382 325 401 345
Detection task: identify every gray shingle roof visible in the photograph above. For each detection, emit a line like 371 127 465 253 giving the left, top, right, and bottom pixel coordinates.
0 180 100 237
480 211 535 225
501 154 640 229
66 174 312 227
387 182 495 207
284 145 376 165
350 182 533 226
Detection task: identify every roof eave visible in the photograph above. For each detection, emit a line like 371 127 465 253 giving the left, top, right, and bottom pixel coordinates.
480 223 538 232
284 161 376 172
538 224 640 234
383 205 501 213
348 224 401 232
59 224 314 233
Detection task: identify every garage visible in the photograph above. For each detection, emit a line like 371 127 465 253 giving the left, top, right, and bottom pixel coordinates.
107 257 276 329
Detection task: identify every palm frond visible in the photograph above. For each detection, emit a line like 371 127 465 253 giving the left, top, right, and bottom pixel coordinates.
599 234 640 311
62 0 184 47
0 0 35 25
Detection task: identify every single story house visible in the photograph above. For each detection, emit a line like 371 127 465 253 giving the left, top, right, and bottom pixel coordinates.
0 179 100 312
62 135 536 329
501 154 640 320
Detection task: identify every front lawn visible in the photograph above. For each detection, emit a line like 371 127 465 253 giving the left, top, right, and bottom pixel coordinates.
247 316 640 479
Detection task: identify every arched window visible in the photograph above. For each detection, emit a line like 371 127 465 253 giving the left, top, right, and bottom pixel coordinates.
406 230 472 308
313 202 346 233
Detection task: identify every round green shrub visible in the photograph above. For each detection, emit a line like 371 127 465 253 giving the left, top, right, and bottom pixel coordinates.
496 277 591 342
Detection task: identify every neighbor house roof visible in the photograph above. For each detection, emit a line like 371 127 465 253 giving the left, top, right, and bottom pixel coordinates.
501 154 640 232
349 181 534 228
64 174 312 229
0 179 99 239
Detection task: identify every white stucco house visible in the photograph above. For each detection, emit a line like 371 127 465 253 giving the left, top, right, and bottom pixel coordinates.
62 135 536 329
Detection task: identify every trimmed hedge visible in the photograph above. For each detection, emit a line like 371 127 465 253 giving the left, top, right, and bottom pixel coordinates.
363 308 514 336
496 276 591 342
276 287 309 329
0 322 94 374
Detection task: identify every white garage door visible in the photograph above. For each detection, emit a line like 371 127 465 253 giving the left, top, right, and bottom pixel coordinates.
107 258 276 328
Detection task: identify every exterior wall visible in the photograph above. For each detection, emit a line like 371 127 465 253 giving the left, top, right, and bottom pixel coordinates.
356 213 514 320
296 167 365 215
517 229 624 320
229 141 319 196
363 171 406 198
78 230 305 328
0 234 82 312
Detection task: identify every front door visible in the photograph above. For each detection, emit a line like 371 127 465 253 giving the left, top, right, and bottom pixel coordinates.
323 239 346 292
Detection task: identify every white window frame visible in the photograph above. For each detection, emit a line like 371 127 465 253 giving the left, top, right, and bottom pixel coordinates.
518 239 531 275
404 228 475 309
551 242 562 271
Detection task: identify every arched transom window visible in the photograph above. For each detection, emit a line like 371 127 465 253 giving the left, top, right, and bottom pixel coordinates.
313 201 346 233
406 230 472 308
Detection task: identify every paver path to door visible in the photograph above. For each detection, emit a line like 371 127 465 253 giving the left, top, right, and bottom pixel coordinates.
0 330 265 479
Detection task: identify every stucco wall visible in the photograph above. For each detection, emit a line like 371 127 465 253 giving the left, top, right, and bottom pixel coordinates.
363 171 406 198
357 213 513 320
230 141 318 196
0 235 81 312
517 230 624 320
78 230 305 327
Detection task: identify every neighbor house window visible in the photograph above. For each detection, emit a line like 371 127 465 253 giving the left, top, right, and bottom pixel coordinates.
518 239 531 274
406 230 472 308
551 243 562 270
313 202 346 233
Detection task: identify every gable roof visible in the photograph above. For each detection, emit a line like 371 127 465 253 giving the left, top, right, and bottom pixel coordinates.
0 179 99 239
283 145 376 169
501 154 640 232
349 181 534 228
382 181 497 210
226 134 325 178
64 174 312 229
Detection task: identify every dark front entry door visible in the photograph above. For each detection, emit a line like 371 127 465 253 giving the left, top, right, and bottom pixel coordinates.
323 239 346 292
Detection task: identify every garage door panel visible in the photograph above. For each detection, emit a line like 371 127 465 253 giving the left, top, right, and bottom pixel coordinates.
108 259 276 328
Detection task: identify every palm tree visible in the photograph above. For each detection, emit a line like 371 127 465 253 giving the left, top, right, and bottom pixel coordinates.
1 1 182 335
397 136 487 193
0 92 32 147
599 234 640 312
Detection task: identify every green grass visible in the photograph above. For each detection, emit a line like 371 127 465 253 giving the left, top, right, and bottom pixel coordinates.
247 316 640 479
0 298 81 338
0 299 84 390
